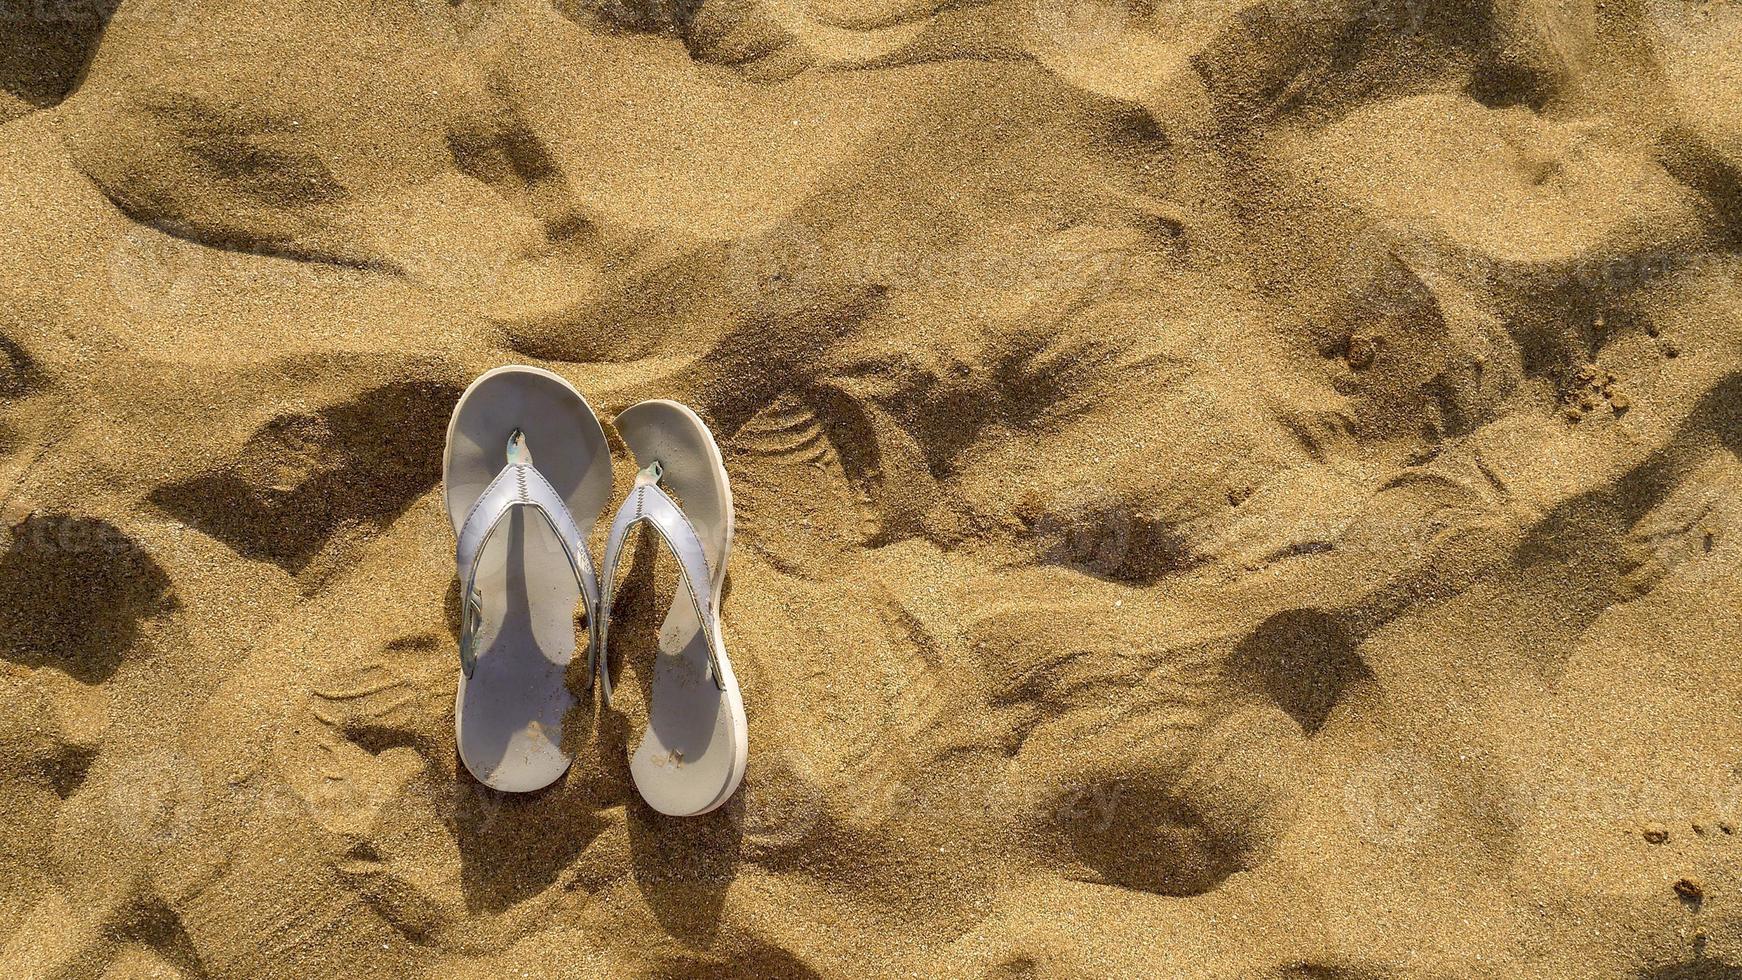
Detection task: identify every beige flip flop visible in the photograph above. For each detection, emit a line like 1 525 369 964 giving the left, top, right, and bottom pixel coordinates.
443 366 612 792
599 400 748 816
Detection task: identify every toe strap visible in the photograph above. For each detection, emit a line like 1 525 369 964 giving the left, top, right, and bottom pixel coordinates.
598 465 724 703
455 459 600 680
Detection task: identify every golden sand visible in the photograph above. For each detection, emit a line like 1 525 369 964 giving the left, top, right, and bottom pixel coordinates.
2 0 1741 976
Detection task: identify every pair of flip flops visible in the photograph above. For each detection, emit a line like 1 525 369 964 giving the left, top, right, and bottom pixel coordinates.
442 366 747 816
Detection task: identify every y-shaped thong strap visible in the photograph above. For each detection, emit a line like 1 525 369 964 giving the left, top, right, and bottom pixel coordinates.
455 444 600 681
598 461 726 705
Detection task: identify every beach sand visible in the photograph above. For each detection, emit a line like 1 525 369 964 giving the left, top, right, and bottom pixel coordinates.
1 0 1741 976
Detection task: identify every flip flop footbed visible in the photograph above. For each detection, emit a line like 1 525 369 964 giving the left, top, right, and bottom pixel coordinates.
457 512 582 791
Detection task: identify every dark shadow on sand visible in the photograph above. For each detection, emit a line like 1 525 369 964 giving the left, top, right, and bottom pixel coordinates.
150 380 457 576
606 526 743 946
0 513 178 683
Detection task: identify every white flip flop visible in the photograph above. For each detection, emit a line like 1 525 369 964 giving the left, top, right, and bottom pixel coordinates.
600 400 748 817
443 366 612 792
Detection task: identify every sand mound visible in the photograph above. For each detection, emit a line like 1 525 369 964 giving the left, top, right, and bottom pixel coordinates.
2 0 1741 976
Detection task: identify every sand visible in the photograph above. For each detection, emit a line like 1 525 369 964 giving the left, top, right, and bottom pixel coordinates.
0 0 1740 976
